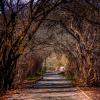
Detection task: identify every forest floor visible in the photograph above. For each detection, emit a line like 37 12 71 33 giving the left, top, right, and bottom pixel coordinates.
80 87 100 100
1 72 100 100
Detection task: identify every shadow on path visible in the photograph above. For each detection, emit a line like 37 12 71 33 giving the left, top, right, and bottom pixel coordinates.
5 72 92 100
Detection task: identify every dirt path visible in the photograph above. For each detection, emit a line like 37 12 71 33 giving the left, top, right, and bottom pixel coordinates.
3 72 93 100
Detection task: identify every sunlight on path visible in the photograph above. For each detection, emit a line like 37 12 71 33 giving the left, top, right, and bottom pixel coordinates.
6 72 91 100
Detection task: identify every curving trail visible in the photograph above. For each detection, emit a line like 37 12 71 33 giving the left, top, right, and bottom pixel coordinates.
6 72 91 100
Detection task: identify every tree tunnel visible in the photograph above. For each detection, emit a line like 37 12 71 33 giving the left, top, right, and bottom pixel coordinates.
15 15 100 88
36 13 99 86
0 0 100 94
